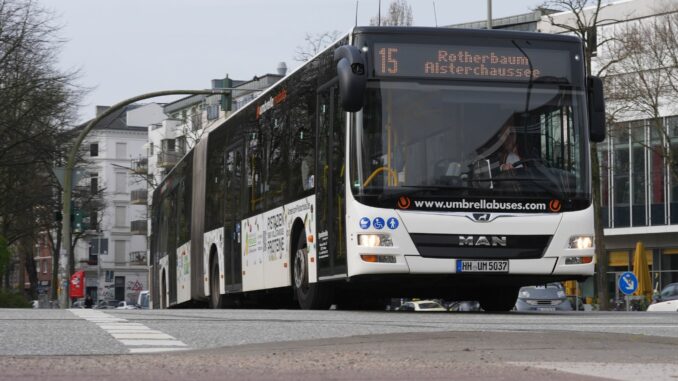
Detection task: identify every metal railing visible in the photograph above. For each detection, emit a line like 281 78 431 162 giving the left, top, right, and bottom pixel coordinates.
128 251 147 265
130 220 147 235
131 157 148 174
157 151 181 168
130 189 148 205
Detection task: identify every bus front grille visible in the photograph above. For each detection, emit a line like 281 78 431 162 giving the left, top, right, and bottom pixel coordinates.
409 233 551 260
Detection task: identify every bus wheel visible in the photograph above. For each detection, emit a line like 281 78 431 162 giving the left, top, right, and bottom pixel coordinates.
293 232 331 310
209 259 223 309
160 272 166 309
479 287 519 312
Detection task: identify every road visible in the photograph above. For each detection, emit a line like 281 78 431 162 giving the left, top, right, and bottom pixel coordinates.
1 309 678 380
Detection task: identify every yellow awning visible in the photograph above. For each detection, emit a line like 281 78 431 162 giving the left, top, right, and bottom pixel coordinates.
609 251 629 267
608 250 652 266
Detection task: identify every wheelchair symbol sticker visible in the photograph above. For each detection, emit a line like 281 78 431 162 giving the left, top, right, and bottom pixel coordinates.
373 217 385 230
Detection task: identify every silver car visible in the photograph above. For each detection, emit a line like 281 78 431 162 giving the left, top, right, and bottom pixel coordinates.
515 283 573 311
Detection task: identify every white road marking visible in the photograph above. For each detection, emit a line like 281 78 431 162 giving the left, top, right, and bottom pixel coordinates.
129 347 190 354
119 339 188 346
111 333 175 340
512 362 678 381
70 309 190 353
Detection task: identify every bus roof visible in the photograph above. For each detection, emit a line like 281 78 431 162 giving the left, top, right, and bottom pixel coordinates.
350 26 582 45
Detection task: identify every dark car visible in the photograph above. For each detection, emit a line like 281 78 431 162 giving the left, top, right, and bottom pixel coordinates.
515 283 573 312
654 283 678 303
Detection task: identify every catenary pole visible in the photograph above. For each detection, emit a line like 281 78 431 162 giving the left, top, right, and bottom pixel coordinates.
60 89 231 307
487 0 492 29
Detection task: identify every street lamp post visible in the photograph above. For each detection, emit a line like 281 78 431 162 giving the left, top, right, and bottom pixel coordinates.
60 89 231 307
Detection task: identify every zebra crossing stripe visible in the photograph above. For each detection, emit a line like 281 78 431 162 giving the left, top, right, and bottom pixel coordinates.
70 309 189 353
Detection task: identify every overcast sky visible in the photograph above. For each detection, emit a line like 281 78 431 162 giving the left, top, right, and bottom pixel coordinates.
42 0 546 122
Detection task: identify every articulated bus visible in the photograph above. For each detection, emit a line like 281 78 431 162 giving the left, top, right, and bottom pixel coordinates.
151 27 605 311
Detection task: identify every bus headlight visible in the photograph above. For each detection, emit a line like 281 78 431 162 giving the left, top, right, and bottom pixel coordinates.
358 234 393 247
568 235 593 249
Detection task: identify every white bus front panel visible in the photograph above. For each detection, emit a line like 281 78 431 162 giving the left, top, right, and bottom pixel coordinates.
345 189 595 278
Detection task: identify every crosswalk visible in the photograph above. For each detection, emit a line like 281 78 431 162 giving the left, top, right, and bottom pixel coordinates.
70 309 189 353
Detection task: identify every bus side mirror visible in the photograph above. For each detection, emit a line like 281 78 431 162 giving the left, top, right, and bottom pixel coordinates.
588 76 606 143
334 45 366 112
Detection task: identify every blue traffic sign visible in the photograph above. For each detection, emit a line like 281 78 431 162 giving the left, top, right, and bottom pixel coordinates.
618 271 638 295
359 217 371 229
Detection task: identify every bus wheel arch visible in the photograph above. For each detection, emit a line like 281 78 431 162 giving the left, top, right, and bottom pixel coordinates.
289 218 305 287
160 270 167 309
209 244 223 309
291 224 332 310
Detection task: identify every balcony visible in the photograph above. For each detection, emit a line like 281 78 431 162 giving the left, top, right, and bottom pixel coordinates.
131 157 148 174
130 189 148 205
157 151 181 169
128 251 147 266
130 220 147 235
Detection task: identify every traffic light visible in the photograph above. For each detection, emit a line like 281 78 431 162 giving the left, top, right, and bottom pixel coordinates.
73 208 85 233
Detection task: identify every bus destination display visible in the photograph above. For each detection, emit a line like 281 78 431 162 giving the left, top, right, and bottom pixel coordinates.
374 43 571 82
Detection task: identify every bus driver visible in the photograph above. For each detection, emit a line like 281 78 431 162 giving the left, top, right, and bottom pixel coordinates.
499 121 524 171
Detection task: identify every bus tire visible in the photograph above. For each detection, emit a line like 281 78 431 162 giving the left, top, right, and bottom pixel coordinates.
209 258 224 309
160 271 166 309
479 287 519 312
293 232 332 310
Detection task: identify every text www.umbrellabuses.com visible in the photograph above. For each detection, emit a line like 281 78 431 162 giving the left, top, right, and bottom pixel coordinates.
413 199 547 211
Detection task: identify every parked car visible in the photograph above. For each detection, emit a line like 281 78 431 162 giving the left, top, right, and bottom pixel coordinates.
397 300 447 312
115 301 139 310
94 300 120 309
71 298 85 309
647 300 678 312
515 283 573 311
447 300 481 312
653 282 678 303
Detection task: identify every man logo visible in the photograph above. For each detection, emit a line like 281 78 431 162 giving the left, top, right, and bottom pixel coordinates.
458 235 507 247
471 213 491 222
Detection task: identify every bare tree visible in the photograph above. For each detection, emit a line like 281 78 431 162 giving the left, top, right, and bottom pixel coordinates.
0 0 83 294
540 0 613 310
294 31 341 63
602 10 678 178
370 0 413 26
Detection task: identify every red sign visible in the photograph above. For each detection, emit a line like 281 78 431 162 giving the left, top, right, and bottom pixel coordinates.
69 271 85 298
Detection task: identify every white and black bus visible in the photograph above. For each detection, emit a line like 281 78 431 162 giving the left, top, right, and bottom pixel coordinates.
151 26 605 311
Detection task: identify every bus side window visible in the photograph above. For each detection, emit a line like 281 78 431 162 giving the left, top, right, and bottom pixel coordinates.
288 104 314 196
247 130 265 213
266 116 286 207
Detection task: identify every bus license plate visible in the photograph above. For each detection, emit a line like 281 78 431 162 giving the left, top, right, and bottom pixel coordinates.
456 260 509 273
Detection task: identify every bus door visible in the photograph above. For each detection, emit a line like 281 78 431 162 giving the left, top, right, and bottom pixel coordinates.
316 83 347 278
223 141 244 291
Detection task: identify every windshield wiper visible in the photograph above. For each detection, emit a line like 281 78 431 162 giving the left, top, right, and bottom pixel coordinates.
369 184 472 200
476 176 566 200
399 185 473 190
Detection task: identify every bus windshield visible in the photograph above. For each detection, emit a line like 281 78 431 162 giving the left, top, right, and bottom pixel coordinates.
351 80 590 209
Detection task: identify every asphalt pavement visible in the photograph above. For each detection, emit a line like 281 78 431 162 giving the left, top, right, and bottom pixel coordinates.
1 308 677 380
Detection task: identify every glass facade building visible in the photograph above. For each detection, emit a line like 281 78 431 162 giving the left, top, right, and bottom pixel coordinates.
600 116 678 297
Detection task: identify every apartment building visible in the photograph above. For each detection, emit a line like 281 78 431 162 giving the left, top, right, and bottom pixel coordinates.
74 103 165 303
